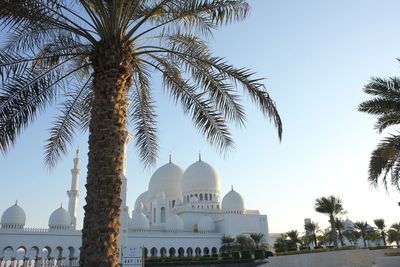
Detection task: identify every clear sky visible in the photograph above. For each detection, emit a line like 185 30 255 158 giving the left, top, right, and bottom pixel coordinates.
1 0 400 235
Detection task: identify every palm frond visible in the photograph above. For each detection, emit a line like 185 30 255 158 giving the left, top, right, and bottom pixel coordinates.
130 61 159 167
44 77 92 169
369 133 400 190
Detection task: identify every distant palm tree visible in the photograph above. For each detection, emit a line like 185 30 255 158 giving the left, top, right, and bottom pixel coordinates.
374 218 387 247
249 233 264 249
335 218 345 247
344 230 360 247
0 1 282 265
286 230 300 246
304 221 319 247
314 196 344 247
388 223 400 246
221 235 235 253
358 76 400 191
354 221 369 248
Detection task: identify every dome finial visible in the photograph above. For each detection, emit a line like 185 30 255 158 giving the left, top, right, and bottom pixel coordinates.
76 147 80 158
15 200 18 206
231 185 234 191
169 152 172 164
198 150 202 161
60 202 63 208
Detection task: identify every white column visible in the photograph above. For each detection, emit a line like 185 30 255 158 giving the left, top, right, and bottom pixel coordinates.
120 131 133 252
67 149 80 230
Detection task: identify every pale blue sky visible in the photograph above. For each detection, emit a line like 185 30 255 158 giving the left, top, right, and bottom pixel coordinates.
1 0 400 234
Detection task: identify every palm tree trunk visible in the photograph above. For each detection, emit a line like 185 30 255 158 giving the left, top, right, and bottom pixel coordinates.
80 43 133 267
381 231 386 247
362 236 367 248
330 215 338 247
338 228 344 247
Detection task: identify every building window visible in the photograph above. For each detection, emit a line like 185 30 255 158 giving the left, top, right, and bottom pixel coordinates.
172 200 175 208
199 194 203 201
209 194 212 201
205 194 208 201
161 207 166 223
153 208 156 224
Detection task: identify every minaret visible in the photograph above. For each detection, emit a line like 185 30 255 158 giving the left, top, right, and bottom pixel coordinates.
120 131 133 253
67 148 80 230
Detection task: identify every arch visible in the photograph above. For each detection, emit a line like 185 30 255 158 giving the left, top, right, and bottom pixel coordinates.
203 247 210 256
178 247 184 257
199 194 203 201
56 246 63 259
42 246 51 258
29 246 39 258
205 194 208 201
168 247 176 257
150 247 157 257
2 246 14 260
209 194 212 201
211 247 218 255
195 247 201 256
161 207 166 223
143 247 148 258
160 247 166 257
186 247 193 257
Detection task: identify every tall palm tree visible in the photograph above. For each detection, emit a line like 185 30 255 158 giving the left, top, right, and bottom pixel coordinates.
335 218 345 247
374 218 387 247
304 221 319 247
358 76 400 191
354 221 369 248
0 1 282 266
314 196 344 247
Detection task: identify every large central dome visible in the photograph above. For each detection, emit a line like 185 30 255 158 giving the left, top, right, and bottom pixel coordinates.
182 159 220 194
148 162 184 200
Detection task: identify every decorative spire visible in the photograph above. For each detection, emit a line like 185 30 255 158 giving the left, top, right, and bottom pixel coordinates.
60 203 63 208
231 185 234 191
198 151 202 161
75 147 80 158
15 200 18 206
169 152 172 164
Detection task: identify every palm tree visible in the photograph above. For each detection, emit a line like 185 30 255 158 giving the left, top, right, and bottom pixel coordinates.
0 1 282 266
388 223 400 246
354 221 369 248
249 233 264 249
344 230 360 247
374 218 387 247
286 230 300 247
221 235 235 253
358 76 400 191
304 221 319 247
335 218 345 247
314 196 344 247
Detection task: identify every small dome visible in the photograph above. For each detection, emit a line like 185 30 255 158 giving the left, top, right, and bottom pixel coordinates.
182 159 220 194
148 163 184 200
222 188 245 213
1 202 26 229
166 215 184 232
130 212 150 231
134 191 150 212
49 206 71 229
198 216 215 232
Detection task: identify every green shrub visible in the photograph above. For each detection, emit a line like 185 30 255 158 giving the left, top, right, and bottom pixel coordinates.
254 250 265 259
241 250 251 259
232 251 240 260
265 251 274 258
221 252 231 260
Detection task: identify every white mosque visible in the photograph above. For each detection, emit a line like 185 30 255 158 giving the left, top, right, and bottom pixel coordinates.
0 136 269 266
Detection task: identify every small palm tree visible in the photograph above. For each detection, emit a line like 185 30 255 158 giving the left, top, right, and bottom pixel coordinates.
388 223 400 246
249 233 264 249
314 196 344 247
374 218 387 247
335 218 345 247
358 76 400 191
221 235 235 253
344 230 360 247
354 221 369 248
0 1 282 265
304 221 319 247
286 230 300 247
